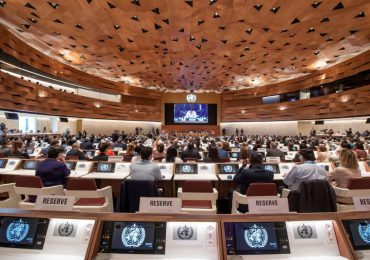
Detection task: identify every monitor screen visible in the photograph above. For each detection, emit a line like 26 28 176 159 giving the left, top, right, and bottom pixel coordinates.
174 104 208 123
224 222 290 255
26 148 34 155
218 164 239 174
111 222 156 252
83 151 95 157
0 159 7 169
176 164 197 174
97 162 114 173
22 161 38 170
229 152 240 160
263 164 280 174
0 218 39 247
65 161 77 171
343 219 370 250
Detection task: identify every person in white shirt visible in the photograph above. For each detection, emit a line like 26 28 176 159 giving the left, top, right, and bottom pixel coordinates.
283 149 328 191
130 147 163 181
184 109 197 120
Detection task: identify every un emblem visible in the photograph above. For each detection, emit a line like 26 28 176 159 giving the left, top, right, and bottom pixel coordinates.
182 165 192 173
297 224 313 238
58 222 74 237
121 224 146 248
358 222 370 243
186 93 196 103
100 164 110 171
177 225 194 240
224 165 233 173
244 224 268 248
6 219 30 242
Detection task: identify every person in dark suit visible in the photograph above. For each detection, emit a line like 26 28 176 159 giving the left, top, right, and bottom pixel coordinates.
92 142 109 161
35 147 70 187
80 138 94 150
66 143 87 160
233 153 274 195
266 142 285 160
180 143 201 161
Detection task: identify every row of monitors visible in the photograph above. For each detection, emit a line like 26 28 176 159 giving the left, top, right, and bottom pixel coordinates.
0 159 348 174
0 216 369 257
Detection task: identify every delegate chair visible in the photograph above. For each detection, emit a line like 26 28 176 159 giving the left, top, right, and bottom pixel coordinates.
14 176 64 210
65 178 113 212
177 180 218 214
0 183 21 208
232 183 278 214
334 177 370 212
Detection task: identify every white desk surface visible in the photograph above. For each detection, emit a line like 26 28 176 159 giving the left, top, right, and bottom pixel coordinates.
173 174 218 181
82 172 130 180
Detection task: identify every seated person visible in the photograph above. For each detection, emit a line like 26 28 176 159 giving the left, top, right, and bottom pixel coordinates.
66 143 87 160
9 140 30 159
80 138 95 150
92 143 109 161
203 147 222 163
354 142 367 160
130 146 163 181
329 149 361 188
35 146 70 187
105 142 115 156
316 144 330 162
0 139 12 157
233 153 274 195
184 109 197 120
266 142 285 160
162 147 183 163
180 142 201 161
41 140 59 157
217 141 229 159
283 149 328 191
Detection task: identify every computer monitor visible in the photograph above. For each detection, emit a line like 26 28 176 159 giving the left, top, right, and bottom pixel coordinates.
99 221 166 254
263 164 280 174
21 160 38 170
0 217 49 250
96 162 115 173
26 148 34 155
65 161 77 171
343 219 370 251
83 150 95 158
224 222 290 255
0 159 7 169
176 164 198 174
229 152 240 160
218 164 239 174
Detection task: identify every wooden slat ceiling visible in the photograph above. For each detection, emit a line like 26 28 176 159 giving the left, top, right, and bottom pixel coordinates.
0 0 369 93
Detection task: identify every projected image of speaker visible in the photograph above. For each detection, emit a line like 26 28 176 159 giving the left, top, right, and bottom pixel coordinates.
59 117 69 122
315 120 324 125
4 112 19 120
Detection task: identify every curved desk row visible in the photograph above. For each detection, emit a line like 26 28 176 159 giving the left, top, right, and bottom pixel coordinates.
0 209 369 259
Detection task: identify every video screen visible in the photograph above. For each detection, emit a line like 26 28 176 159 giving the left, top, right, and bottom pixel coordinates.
174 104 208 123
83 150 94 158
0 159 6 169
22 161 38 170
111 222 156 252
263 164 280 174
229 152 240 160
176 164 197 174
0 217 39 247
26 148 34 155
65 162 77 171
97 162 114 173
344 219 370 250
218 164 239 174
231 222 289 255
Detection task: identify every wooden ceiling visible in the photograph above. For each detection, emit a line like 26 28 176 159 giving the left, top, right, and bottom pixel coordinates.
0 0 369 92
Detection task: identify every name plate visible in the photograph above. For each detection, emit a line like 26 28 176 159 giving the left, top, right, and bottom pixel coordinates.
34 195 74 211
353 196 370 211
139 197 181 213
248 196 289 214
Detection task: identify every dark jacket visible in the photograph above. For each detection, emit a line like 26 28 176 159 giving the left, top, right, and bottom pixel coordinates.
66 149 87 160
80 141 94 150
180 149 201 160
233 164 274 194
92 153 108 161
35 159 70 187
115 180 159 212
287 180 337 213
266 149 285 158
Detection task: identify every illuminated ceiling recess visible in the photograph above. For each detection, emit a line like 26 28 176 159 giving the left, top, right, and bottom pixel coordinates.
0 0 369 93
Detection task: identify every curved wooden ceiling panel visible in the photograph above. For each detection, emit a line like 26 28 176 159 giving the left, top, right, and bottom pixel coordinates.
0 0 369 92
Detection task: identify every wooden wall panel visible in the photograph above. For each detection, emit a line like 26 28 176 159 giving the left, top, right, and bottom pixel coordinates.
221 85 370 122
0 71 161 121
